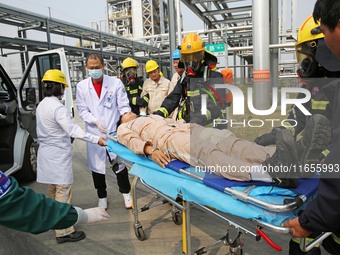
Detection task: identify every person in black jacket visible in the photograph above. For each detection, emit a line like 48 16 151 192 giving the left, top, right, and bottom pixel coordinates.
283 1 340 254
255 16 340 155
120 57 148 115
154 33 226 128
273 16 340 255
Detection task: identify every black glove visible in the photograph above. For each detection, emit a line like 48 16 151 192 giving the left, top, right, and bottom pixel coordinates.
136 93 149 107
153 110 163 117
254 127 285 146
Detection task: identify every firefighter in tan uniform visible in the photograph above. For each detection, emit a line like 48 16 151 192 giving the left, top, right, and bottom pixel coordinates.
140 60 172 115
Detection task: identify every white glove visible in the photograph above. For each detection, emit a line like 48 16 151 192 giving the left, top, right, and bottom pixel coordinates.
94 120 107 134
75 207 110 224
84 208 110 223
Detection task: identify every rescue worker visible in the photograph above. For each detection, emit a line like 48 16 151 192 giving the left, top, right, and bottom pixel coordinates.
0 171 109 234
120 57 147 115
170 49 186 88
140 59 172 115
283 4 340 254
255 15 340 157
117 112 329 189
36 69 107 243
154 33 226 128
76 53 132 210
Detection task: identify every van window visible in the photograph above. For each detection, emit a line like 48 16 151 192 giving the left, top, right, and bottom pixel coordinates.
0 75 14 102
20 53 61 110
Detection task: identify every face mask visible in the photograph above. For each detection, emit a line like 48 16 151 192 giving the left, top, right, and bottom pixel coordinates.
88 69 103 79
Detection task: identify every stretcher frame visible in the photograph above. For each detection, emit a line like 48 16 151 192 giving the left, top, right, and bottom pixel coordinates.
107 138 326 254
129 171 279 254
130 172 329 254
129 162 331 254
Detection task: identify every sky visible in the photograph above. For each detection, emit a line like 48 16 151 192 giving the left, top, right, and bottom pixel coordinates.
0 0 317 34
0 0 204 31
0 0 317 76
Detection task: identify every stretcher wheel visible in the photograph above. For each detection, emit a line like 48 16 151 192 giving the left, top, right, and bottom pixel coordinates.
171 210 182 225
134 226 145 241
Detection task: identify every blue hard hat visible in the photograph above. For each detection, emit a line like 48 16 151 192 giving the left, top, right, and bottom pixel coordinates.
172 49 181 60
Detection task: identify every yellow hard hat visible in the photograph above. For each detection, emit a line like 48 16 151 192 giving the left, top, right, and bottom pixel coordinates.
42 69 68 88
295 16 340 77
145 60 159 73
296 16 323 47
122 57 138 70
181 33 205 54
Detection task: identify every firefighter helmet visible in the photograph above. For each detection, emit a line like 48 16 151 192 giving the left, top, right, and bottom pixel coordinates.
122 57 138 70
296 16 340 78
181 33 205 54
296 16 323 47
42 69 69 88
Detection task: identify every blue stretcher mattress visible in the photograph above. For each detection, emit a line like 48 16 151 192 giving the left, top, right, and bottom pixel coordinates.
107 140 318 226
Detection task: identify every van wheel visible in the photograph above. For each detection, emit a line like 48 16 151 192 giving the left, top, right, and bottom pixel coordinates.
13 136 37 182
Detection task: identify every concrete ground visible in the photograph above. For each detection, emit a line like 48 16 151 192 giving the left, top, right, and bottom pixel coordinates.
0 115 331 255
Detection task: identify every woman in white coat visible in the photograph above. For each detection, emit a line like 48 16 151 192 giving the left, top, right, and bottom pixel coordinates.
76 53 132 210
36 69 106 244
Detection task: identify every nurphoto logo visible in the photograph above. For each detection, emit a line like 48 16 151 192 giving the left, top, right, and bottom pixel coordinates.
200 84 312 128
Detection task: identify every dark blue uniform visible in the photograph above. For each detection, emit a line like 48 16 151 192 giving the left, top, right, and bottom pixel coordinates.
154 64 226 127
297 80 340 255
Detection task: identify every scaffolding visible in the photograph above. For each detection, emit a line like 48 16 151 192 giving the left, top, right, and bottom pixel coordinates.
107 0 169 38
0 1 300 83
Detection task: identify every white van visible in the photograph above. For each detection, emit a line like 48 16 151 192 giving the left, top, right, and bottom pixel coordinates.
0 48 72 182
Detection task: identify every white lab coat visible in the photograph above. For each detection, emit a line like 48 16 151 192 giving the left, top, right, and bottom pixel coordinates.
76 75 131 174
36 96 100 185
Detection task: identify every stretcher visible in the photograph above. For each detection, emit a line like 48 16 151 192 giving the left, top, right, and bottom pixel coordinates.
107 138 328 254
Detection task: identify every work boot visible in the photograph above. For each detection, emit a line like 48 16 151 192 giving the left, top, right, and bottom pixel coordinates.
56 231 86 244
296 114 331 178
262 129 299 188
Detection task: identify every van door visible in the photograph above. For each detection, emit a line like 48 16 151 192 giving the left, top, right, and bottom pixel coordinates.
0 64 19 172
18 48 73 140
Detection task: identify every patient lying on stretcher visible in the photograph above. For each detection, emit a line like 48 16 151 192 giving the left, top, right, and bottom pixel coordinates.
118 113 330 188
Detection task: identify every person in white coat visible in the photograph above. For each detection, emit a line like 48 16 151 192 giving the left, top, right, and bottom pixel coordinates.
36 69 106 243
76 53 132 210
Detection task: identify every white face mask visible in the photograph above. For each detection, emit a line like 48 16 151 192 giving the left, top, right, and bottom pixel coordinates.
88 69 103 79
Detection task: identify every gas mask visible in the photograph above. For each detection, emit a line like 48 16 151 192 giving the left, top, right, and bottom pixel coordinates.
181 51 204 77
296 38 340 79
124 67 137 83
